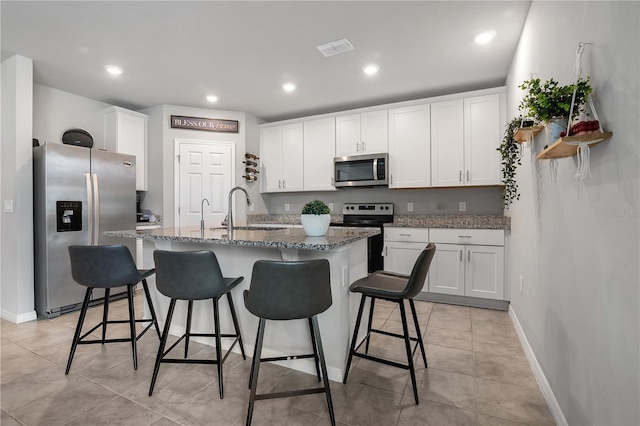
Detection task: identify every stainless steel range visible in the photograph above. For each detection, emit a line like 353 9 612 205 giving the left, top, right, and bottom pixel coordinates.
331 203 394 273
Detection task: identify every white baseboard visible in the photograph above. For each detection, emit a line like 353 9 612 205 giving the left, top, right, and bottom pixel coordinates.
1 309 38 324
509 306 567 426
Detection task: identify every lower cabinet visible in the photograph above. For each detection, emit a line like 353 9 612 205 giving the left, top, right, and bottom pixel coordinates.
384 227 505 301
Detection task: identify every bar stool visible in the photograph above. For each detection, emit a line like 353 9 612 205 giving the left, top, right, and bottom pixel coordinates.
66 244 161 374
244 259 335 426
149 250 246 398
343 243 436 405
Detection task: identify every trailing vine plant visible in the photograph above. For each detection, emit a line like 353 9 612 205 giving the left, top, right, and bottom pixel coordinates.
497 117 523 209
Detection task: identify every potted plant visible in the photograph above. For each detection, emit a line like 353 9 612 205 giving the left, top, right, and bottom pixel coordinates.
301 200 331 236
518 77 592 142
497 117 523 209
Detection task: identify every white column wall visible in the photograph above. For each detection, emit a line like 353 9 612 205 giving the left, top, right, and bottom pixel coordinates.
506 2 639 425
1 55 37 323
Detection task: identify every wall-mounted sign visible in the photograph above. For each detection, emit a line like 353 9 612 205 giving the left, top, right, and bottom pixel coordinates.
170 115 239 133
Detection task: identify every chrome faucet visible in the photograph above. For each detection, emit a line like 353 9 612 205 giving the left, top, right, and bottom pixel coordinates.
227 186 251 238
200 198 210 233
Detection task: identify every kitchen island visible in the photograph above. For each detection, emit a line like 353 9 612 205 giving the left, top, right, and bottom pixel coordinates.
105 226 379 381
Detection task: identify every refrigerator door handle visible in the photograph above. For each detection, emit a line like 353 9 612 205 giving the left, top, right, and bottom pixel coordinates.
93 173 100 245
86 173 93 245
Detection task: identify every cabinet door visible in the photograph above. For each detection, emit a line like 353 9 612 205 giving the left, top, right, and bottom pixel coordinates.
429 243 465 296
431 100 464 187
464 94 501 185
360 110 388 154
465 245 504 300
335 114 360 157
388 104 431 188
384 241 429 294
260 126 283 193
304 118 336 191
281 123 304 192
118 114 147 191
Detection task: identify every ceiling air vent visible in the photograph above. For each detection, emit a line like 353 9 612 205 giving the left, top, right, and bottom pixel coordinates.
316 38 354 57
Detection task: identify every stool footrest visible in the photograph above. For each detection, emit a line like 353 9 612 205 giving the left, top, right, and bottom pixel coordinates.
255 387 326 401
78 337 134 344
260 353 315 363
353 352 410 370
370 328 419 342
161 358 218 365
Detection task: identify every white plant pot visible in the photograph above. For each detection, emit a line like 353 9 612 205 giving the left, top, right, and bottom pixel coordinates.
301 214 330 237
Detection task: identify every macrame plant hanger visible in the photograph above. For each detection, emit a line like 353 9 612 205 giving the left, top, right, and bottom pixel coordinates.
566 42 605 180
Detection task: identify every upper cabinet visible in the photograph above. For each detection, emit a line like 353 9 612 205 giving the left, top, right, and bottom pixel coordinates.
103 106 148 191
304 117 336 191
431 94 502 187
260 124 304 193
388 104 431 188
335 110 388 157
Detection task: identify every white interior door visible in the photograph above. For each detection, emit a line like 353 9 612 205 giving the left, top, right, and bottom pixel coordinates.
177 141 233 229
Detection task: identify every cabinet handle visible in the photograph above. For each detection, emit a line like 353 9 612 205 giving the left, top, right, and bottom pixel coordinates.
390 174 393 185
458 235 472 239
459 170 462 183
460 250 463 262
283 180 286 188
331 177 335 186
362 141 366 151
278 180 282 188
399 233 411 236
356 142 360 152
468 250 471 262
467 170 470 183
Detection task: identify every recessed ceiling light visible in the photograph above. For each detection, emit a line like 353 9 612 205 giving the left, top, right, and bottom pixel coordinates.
282 83 296 92
474 30 496 44
363 64 379 75
105 65 123 75
206 95 218 103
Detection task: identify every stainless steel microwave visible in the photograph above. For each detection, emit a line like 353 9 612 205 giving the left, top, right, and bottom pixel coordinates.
333 153 388 188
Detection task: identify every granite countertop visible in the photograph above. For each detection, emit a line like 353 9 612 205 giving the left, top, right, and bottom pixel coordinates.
387 214 510 230
105 226 379 251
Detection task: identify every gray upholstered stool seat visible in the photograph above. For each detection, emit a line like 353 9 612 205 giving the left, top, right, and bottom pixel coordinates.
244 259 335 426
343 243 436 405
66 244 161 374
149 250 246 399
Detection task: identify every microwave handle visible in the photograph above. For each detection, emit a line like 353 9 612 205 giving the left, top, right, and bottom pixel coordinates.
373 158 378 181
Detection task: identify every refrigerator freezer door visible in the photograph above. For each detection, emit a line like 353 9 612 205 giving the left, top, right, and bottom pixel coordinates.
33 144 91 317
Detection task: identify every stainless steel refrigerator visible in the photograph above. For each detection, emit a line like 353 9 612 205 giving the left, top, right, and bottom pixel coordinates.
33 143 136 318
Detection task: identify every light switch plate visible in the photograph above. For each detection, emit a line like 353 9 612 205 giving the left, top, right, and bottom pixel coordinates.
4 200 13 213
328 203 334 212
459 202 466 212
407 202 414 212
284 203 290 212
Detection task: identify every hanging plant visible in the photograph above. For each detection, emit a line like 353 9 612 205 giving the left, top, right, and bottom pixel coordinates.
518 77 592 122
497 117 523 208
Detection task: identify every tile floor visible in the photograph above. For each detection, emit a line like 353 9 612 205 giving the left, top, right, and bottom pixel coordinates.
1 293 555 425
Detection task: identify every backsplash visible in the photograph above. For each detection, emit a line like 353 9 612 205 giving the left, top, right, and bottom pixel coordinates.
260 186 504 215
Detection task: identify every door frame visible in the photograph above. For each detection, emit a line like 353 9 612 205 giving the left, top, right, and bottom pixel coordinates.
173 138 236 228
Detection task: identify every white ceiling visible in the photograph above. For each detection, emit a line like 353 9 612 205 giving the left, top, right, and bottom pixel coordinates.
1 1 530 122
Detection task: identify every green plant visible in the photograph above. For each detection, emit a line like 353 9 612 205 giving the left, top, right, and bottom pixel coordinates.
302 200 330 215
518 77 592 122
497 117 523 209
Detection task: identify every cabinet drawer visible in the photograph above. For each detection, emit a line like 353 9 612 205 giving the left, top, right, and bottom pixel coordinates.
384 227 429 243
429 228 504 246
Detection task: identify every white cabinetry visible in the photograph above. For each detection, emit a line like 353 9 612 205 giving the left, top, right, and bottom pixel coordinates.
335 110 388 157
304 117 336 191
260 124 304 193
429 229 504 300
383 227 430 289
103 106 148 191
388 104 431 188
431 94 502 187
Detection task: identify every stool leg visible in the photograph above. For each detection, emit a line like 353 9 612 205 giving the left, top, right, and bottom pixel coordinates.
149 299 176 396
213 298 224 399
307 318 321 381
102 288 111 343
185 300 193 358
226 292 246 359
409 299 427 368
343 294 367 384
364 297 376 354
399 300 418 404
127 284 138 370
246 318 266 426
248 324 261 389
65 287 92 374
142 279 161 339
311 315 336 426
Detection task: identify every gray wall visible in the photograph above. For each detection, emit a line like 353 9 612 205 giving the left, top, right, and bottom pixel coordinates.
507 2 639 425
261 186 504 216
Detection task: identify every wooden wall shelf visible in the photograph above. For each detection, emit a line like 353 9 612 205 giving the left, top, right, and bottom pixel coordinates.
536 132 613 160
514 126 543 143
